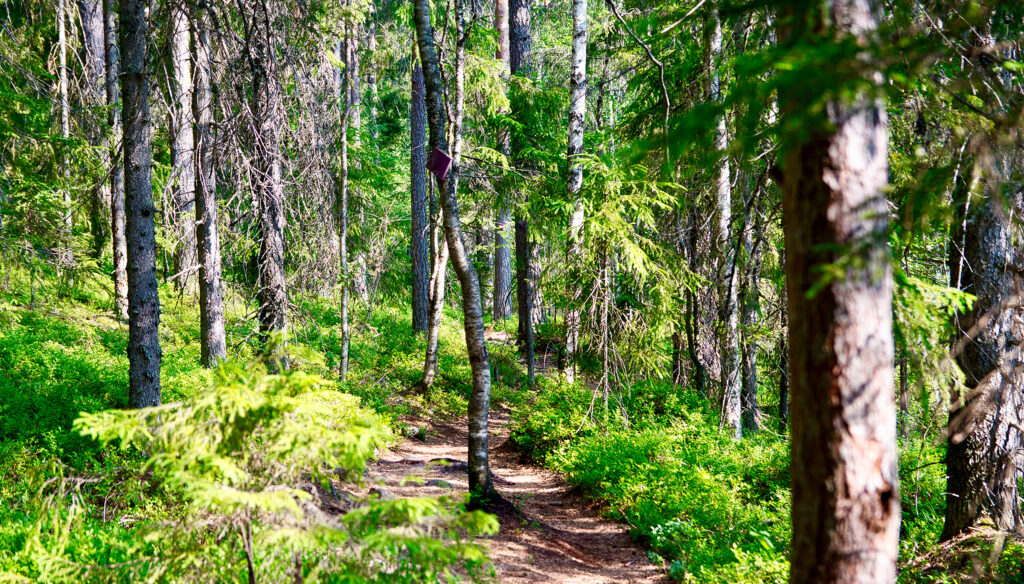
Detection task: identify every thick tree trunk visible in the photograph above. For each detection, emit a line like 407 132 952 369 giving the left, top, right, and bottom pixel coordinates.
413 0 495 504
563 0 587 383
411 60 430 333
104 0 127 320
510 0 537 371
709 9 740 439
509 0 532 74
120 0 161 408
169 3 196 294
783 2 899 582
941 172 1024 540
77 0 110 258
192 0 226 367
250 2 288 369
491 0 513 322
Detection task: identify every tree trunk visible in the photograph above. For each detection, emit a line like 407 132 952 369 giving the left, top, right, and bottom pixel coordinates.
515 218 535 387
420 237 450 390
58 0 72 248
783 2 899 582
777 330 788 433
169 2 196 294
413 0 495 504
336 38 350 379
709 9 740 439
120 0 162 408
491 0 512 322
740 208 762 436
563 0 587 384
347 30 369 305
192 0 226 367
898 348 908 439
509 0 532 75
410 59 430 333
77 0 110 259
104 0 127 320
510 0 536 370
250 1 288 369
685 208 707 397
941 169 1024 540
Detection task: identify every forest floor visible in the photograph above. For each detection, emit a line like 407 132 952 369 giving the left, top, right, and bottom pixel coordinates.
362 409 666 583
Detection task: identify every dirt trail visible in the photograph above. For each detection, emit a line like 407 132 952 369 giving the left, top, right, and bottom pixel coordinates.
364 410 666 583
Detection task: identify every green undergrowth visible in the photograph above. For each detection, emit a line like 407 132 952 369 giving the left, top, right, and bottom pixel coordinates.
0 267 498 582
510 379 791 583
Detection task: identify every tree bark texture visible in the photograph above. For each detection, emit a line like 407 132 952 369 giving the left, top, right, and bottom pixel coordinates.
104 0 128 320
120 0 162 408
411 60 430 333
413 0 495 503
192 0 226 368
515 218 536 387
249 0 288 369
336 38 350 379
170 3 196 294
564 0 587 384
509 0 532 75
740 209 762 436
77 0 111 258
783 2 899 582
941 178 1024 540
491 0 512 321
709 9 741 439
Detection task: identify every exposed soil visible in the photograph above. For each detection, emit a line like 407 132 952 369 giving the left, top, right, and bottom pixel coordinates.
363 410 667 583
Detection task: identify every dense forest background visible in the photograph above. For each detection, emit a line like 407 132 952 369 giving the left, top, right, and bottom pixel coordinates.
1 0 1024 582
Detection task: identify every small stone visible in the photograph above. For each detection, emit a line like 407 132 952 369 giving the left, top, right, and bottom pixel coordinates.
369 487 395 500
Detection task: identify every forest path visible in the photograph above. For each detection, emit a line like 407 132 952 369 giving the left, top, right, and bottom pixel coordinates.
364 409 666 583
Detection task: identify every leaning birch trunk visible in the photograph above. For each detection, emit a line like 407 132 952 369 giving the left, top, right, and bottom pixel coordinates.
413 0 495 504
783 1 899 581
169 2 196 294
192 0 226 367
708 8 740 439
104 0 128 320
564 0 587 383
120 0 162 408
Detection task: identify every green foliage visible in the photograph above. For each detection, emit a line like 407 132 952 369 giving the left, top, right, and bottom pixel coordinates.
6 363 496 583
554 411 789 582
510 375 790 582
